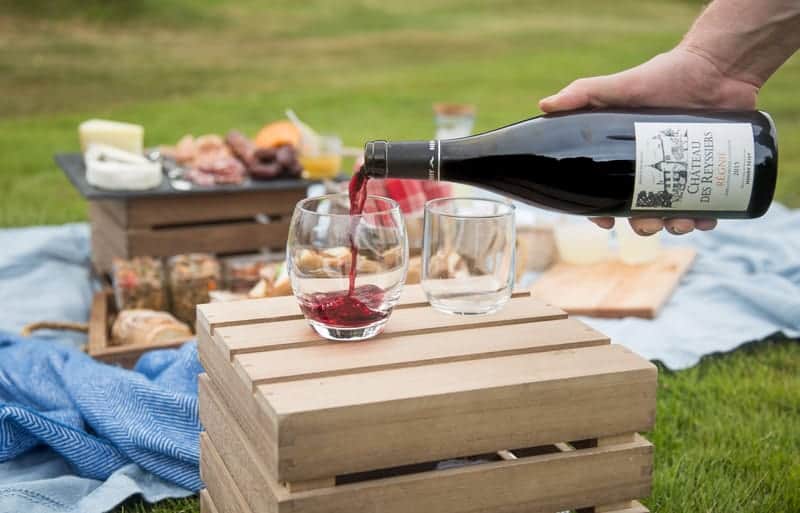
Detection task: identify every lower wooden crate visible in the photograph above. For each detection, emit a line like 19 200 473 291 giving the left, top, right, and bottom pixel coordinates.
199 373 653 513
197 285 656 513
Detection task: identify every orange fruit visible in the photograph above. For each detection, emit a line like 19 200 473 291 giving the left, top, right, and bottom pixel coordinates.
254 120 302 149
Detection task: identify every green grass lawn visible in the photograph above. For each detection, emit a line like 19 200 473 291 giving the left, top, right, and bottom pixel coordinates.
1 0 799 227
1 1 798 512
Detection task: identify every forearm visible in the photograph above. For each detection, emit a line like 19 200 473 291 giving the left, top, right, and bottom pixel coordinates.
680 0 800 87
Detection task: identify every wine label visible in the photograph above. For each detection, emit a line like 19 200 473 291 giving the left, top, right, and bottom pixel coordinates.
633 123 754 212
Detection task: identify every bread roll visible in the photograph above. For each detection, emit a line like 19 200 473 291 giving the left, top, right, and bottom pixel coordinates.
111 309 192 347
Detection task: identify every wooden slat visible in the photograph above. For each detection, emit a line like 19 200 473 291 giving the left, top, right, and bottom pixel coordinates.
87 290 109 356
127 220 290 257
92 200 128 227
215 294 565 357
257 344 656 481
199 374 284 513
199 489 220 513
595 501 636 512
90 203 129 273
597 501 649 513
198 295 301 335
201 434 256 513
91 231 123 275
201 399 653 513
198 337 280 479
197 284 530 335
598 433 639 447
126 189 305 228
262 343 652 415
233 318 609 388
285 435 652 513
283 478 335 493
92 226 127 260
91 338 189 368
582 501 650 513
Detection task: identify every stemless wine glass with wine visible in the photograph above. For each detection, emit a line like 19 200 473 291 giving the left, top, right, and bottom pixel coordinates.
287 193 408 341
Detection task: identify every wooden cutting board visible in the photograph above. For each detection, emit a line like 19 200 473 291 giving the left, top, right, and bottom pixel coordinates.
530 247 696 319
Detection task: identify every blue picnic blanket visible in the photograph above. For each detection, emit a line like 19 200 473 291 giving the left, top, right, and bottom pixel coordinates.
0 334 201 513
0 223 94 348
0 448 192 513
579 204 800 366
0 223 200 513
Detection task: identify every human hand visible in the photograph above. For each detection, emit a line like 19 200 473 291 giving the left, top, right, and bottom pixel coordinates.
539 46 759 235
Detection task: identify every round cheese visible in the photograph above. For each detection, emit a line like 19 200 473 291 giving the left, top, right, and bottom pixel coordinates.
84 144 162 191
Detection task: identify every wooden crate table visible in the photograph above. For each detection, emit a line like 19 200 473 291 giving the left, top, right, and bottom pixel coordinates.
55 153 313 274
197 284 657 513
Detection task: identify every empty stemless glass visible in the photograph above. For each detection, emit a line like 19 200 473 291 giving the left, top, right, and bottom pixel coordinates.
422 197 515 315
287 194 408 341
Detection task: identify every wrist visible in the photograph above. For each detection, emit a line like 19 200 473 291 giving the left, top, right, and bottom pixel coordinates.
642 47 759 109
678 40 765 89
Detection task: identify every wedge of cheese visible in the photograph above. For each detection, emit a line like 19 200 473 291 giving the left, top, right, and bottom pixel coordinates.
84 143 162 191
79 119 144 154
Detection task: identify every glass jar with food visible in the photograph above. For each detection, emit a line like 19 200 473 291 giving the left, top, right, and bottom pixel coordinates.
112 257 167 311
167 253 221 326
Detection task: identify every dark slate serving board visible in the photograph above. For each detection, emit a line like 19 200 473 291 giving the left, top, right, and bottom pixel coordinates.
55 153 324 200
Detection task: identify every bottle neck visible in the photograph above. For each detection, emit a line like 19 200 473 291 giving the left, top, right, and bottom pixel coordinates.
363 140 442 180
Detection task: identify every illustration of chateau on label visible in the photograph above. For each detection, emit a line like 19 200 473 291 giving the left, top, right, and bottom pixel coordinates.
636 128 689 208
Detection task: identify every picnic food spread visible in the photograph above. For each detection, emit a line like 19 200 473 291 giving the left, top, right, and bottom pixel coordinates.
76 116 335 191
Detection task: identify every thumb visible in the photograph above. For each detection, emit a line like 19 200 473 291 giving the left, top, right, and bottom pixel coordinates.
538 75 622 113
539 81 591 113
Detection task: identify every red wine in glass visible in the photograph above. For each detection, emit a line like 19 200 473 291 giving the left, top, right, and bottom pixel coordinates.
298 284 387 327
300 168 385 328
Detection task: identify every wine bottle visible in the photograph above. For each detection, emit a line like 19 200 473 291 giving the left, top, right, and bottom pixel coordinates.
362 109 778 218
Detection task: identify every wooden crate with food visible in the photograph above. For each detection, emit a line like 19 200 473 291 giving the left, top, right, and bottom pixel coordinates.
83 253 295 367
83 184 305 276
87 288 193 368
197 284 657 513
58 119 333 275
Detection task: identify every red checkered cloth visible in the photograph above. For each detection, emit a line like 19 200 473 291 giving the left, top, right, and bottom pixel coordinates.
366 179 452 214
